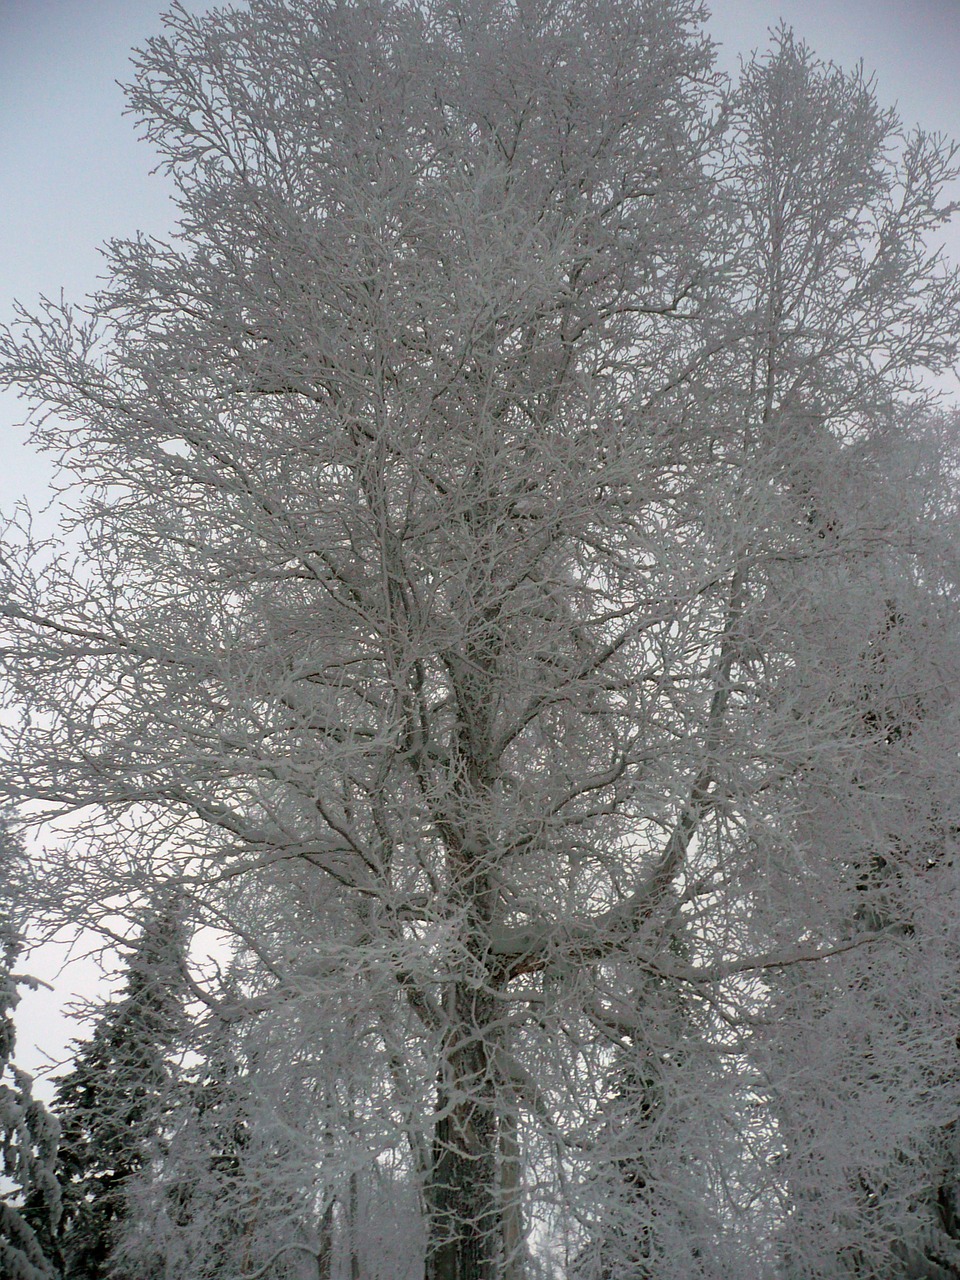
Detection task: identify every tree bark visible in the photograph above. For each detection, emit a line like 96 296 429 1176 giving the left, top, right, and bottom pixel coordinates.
500 1106 526 1280
348 1172 361 1280
425 981 501 1280
316 1201 334 1280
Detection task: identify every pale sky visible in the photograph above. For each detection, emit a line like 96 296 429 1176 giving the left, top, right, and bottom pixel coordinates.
3 0 960 1081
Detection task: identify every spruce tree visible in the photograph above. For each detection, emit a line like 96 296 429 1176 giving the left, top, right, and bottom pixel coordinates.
117 1028 253 1279
117 1017 330 1280
49 887 188 1280
0 822 62 1280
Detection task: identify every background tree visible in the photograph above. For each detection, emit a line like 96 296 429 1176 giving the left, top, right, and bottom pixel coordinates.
118 1024 322 1279
710 31 960 1276
119 860 427 1279
48 886 188 1280
0 821 62 1280
753 438 960 1279
569 953 741 1280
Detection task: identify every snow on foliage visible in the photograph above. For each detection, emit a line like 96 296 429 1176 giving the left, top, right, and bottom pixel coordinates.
0 825 61 1280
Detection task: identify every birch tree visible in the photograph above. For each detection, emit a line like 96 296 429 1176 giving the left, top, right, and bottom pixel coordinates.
1 3 960 1277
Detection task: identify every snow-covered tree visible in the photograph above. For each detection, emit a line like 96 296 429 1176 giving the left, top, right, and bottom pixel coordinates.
570 958 739 1280
117 1008 337 1280
701 31 960 1275
1 2 960 1276
752 442 960 1279
0 823 62 1280
49 887 188 1280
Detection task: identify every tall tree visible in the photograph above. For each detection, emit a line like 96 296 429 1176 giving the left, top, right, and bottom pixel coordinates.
49 888 188 1280
1 3 960 1276
0 822 62 1280
712 31 960 1276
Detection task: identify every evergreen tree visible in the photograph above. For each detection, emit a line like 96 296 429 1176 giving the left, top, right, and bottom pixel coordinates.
0 822 62 1280
119 1025 255 1280
118 1018 329 1280
49 887 188 1280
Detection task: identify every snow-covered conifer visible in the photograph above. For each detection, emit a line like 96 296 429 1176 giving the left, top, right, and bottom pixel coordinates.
49 887 188 1280
0 823 62 1280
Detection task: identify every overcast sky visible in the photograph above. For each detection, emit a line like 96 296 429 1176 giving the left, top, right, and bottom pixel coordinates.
3 0 960 1080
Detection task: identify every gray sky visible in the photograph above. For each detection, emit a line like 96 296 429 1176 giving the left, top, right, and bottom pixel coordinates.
3 0 960 1080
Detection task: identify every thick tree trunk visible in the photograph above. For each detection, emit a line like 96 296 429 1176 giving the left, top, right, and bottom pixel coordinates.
423 616 506 1280
425 981 501 1280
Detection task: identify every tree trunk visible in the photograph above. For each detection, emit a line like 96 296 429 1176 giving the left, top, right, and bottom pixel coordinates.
316 1200 334 1280
500 1106 526 1280
425 981 500 1280
348 1172 361 1280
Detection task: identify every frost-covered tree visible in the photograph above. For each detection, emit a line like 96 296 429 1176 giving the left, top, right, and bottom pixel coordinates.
570 965 738 1280
754 437 960 1280
117 852 425 1278
49 888 188 1280
0 823 62 1280
695 34 960 1275
2 3 960 1276
117 1008 337 1280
